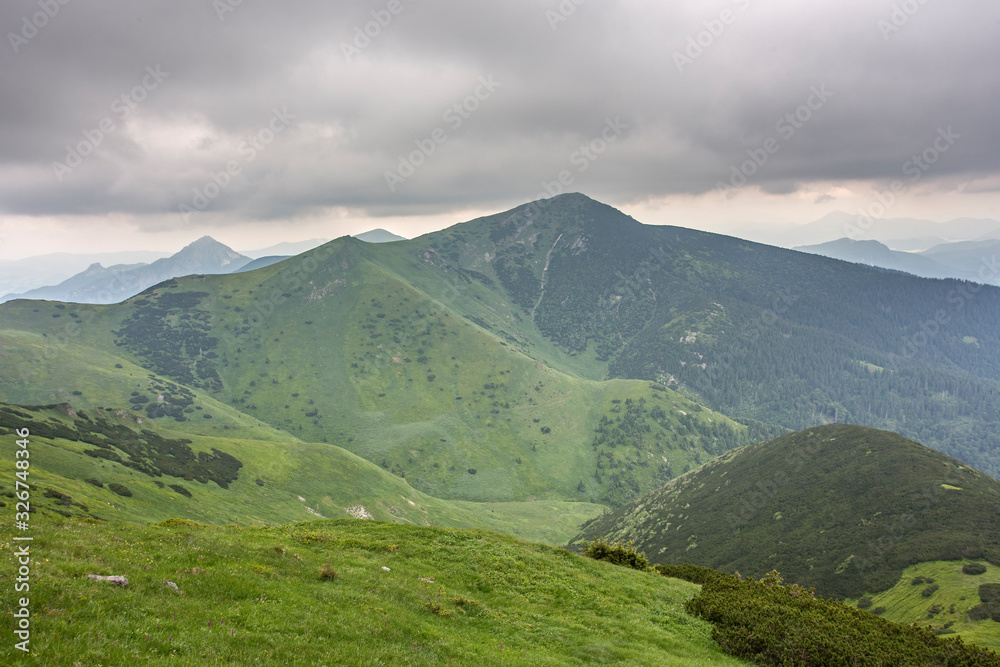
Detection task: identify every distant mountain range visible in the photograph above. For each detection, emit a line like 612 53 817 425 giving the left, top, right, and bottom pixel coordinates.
0 230 409 304
239 238 330 259
3 192 1000 484
3 195 999 653
0 249 170 298
794 237 1000 285
0 236 252 304
742 211 1000 251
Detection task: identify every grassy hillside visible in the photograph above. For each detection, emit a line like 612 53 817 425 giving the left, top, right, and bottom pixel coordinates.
0 237 762 509
0 403 601 546
570 424 1000 601
847 559 1000 650
0 518 751 665
414 194 1000 478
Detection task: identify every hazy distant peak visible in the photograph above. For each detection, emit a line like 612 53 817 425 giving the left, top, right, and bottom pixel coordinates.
172 236 244 263
354 229 406 243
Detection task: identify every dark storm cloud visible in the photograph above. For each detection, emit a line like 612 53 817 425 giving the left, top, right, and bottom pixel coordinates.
0 0 997 223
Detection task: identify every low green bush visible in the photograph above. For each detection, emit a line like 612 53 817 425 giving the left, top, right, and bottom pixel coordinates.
964 563 988 575
107 483 132 497
583 539 649 571
662 566 1000 665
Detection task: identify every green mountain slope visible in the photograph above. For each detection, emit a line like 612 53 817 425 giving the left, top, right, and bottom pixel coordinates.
0 237 763 510
452 196 1000 478
569 424 1000 603
2 191 1000 526
0 518 752 665
0 403 600 545
852 559 1000 650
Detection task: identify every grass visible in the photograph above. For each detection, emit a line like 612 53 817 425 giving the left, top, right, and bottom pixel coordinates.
849 559 1000 650
0 518 752 665
451 500 606 546
0 403 606 545
0 243 750 510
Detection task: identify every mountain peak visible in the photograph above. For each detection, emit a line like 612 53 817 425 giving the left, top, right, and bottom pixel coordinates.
173 236 243 261
186 235 225 248
354 229 406 244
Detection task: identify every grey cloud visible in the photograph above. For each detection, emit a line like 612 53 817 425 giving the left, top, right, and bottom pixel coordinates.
0 0 996 224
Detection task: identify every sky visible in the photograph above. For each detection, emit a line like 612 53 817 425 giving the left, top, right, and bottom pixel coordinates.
1 0 998 259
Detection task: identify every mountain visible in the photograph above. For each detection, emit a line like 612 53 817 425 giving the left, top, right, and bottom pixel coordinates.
2 192 1000 509
240 238 329 259
2 237 252 304
568 424 1000 603
1 261 151 303
230 255 291 273
794 237 1000 286
355 228 406 243
922 240 1000 284
0 250 169 300
743 211 1000 250
794 238 968 281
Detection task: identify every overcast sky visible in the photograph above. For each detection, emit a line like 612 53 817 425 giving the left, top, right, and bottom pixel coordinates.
1 0 998 259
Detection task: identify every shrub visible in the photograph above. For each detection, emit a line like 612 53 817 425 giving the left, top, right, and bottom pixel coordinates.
107 483 132 497
856 596 873 609
979 584 1000 622
43 488 73 505
673 567 1000 666
654 563 725 585
319 562 338 580
84 478 103 488
169 484 192 498
922 584 940 597
583 539 649 571
964 562 988 575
